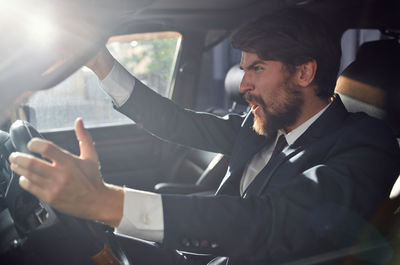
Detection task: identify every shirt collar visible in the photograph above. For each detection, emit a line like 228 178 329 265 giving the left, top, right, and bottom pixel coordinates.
280 102 332 146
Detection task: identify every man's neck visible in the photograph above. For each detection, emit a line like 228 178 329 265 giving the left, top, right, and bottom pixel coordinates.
285 96 333 134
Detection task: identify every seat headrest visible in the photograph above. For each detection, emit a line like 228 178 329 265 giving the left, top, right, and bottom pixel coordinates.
341 40 400 90
224 64 247 106
335 39 400 136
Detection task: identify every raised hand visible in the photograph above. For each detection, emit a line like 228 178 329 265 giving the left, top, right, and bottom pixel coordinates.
9 118 124 227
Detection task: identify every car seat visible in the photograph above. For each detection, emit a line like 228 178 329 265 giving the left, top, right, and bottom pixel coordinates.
335 39 400 265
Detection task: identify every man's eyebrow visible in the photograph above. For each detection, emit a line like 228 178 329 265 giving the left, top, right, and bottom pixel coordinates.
240 60 265 71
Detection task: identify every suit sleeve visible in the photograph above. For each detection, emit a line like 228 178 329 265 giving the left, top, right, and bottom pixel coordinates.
160 117 400 263
116 79 245 155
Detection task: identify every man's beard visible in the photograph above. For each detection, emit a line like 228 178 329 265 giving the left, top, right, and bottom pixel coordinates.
244 83 304 136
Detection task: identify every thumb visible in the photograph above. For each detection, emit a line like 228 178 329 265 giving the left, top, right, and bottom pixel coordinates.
75 118 98 162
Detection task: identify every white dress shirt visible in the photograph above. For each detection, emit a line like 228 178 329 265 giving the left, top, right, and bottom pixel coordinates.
100 60 331 242
240 103 330 195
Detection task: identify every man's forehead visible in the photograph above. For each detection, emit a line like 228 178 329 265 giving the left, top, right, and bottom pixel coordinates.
240 52 266 69
240 52 260 61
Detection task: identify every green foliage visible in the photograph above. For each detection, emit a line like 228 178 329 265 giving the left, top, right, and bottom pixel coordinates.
108 36 179 95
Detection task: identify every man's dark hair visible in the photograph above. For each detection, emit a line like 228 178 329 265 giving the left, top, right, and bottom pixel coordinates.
231 8 341 99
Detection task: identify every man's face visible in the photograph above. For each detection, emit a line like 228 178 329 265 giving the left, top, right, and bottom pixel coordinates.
239 52 304 136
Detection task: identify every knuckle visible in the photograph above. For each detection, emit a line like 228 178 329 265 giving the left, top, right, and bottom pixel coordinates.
22 178 31 190
25 159 35 169
23 171 32 180
42 142 54 154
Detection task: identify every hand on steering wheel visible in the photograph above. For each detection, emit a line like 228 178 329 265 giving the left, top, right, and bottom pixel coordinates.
10 118 123 225
4 119 131 265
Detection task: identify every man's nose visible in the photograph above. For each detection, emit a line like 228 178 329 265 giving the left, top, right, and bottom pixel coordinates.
239 73 253 94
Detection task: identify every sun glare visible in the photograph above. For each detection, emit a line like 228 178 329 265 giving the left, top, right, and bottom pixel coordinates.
27 15 55 47
1 1 56 48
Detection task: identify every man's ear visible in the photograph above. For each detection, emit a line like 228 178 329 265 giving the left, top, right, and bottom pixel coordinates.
295 59 317 87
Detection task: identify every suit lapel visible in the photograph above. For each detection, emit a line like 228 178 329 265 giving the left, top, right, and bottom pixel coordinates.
243 143 303 197
292 95 349 147
229 113 272 172
216 112 273 195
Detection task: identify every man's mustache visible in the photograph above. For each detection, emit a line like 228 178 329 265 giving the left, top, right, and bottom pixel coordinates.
243 93 265 109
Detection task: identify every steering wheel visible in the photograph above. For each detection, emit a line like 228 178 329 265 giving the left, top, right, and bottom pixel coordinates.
1 120 132 265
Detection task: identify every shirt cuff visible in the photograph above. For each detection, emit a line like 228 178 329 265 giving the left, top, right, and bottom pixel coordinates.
115 187 164 242
101 61 135 107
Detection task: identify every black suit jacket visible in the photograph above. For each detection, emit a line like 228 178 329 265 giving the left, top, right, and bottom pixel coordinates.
118 80 400 264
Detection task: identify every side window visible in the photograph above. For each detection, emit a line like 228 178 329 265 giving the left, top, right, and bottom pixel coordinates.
340 29 381 73
25 31 182 131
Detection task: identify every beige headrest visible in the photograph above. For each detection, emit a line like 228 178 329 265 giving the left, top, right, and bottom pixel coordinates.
335 76 386 109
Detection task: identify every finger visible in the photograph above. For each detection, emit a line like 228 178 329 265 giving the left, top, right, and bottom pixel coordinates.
9 152 53 178
27 138 72 165
11 163 50 188
75 118 98 162
19 175 48 201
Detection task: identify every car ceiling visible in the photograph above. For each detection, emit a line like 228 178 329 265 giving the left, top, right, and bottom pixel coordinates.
117 0 400 31
0 0 399 124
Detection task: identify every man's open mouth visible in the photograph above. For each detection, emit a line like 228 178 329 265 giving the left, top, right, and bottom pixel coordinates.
251 103 261 115
244 93 264 116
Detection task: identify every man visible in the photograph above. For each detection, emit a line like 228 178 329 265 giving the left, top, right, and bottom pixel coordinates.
8 8 400 265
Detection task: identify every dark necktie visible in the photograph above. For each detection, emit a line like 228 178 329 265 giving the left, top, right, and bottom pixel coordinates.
269 134 288 163
242 134 288 197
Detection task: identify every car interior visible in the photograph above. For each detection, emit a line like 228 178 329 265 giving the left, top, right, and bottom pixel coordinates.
0 0 399 264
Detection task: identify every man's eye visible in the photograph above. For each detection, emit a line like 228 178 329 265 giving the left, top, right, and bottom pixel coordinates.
254 66 263 72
